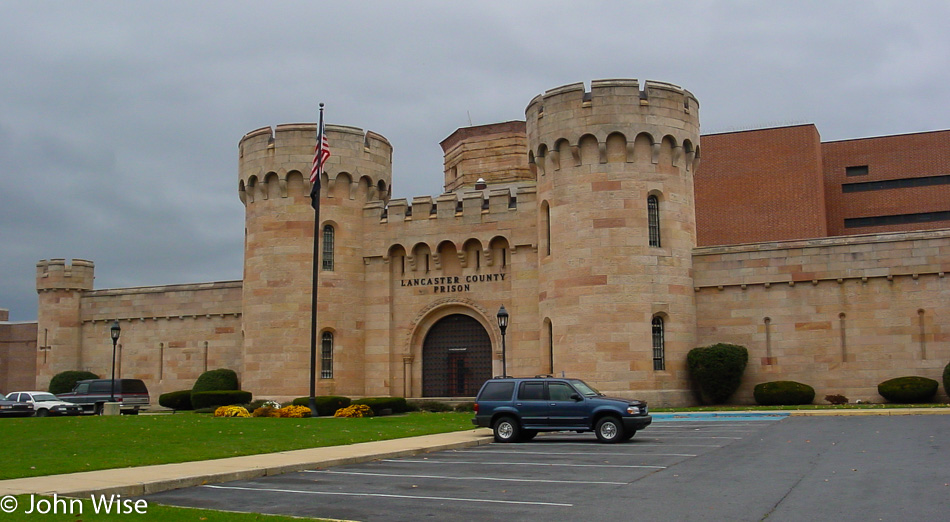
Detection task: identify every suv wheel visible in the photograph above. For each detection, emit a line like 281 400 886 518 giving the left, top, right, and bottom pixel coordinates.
493 416 521 443
595 416 625 443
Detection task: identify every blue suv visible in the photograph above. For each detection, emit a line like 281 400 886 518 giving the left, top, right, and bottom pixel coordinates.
472 377 652 443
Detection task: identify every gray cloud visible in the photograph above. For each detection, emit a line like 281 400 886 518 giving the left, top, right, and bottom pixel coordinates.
2 1 948 320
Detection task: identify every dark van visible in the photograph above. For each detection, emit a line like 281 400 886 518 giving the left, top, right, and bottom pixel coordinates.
57 379 150 414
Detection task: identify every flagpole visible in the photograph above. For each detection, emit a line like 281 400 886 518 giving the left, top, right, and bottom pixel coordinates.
309 103 324 418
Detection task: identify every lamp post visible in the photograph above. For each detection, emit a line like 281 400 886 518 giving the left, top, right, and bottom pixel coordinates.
110 320 121 403
496 305 509 377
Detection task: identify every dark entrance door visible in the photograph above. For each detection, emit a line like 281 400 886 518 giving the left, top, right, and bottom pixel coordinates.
422 314 492 397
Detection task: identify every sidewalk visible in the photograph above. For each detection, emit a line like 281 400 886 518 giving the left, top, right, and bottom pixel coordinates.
0 429 494 498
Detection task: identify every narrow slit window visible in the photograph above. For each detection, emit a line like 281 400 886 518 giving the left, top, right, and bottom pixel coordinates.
322 225 335 271
321 332 333 379
648 195 661 247
652 316 665 371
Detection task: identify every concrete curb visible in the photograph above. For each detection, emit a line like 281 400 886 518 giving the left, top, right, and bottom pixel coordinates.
0 429 494 498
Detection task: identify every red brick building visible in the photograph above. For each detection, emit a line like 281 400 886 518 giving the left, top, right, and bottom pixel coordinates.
697 125 950 245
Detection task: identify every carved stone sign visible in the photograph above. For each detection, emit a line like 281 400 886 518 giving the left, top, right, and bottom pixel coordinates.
400 273 507 293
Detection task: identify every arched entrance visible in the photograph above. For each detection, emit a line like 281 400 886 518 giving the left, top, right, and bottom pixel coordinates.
422 314 492 397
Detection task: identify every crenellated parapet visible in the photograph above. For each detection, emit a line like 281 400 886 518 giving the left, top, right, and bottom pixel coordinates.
364 184 535 225
526 79 700 174
36 259 95 293
238 123 393 205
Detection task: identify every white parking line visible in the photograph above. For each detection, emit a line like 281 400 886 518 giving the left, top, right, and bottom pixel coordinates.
202 484 573 507
517 442 723 447
640 435 742 440
386 459 664 469
304 470 627 485
461 450 697 457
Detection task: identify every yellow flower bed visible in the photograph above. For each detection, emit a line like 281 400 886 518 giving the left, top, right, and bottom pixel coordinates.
276 405 312 418
214 405 250 417
334 404 374 418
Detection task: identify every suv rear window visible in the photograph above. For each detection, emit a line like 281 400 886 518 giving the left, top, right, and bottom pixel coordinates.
479 381 514 401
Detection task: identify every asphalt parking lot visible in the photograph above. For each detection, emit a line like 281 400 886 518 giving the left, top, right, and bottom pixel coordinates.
144 415 950 521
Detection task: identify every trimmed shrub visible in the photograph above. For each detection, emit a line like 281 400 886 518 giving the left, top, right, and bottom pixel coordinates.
453 402 475 413
878 376 939 403
191 390 252 410
825 394 849 405
686 343 749 404
291 396 351 416
192 368 240 394
352 397 410 415
408 400 453 413
48 370 99 395
753 381 815 406
158 389 194 410
944 362 950 399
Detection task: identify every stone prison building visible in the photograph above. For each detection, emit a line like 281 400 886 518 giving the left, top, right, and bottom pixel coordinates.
10 78 950 406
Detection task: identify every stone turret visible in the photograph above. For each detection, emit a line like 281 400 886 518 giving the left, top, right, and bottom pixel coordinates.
238 123 392 397
35 258 95 386
528 79 700 404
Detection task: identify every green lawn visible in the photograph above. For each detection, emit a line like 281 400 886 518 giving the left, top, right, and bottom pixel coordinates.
4 495 331 521
0 412 474 480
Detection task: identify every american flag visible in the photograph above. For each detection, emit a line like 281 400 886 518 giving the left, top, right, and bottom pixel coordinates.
311 119 330 184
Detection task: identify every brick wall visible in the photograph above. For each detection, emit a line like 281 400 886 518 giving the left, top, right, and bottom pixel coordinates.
696 125 828 246
823 129 950 236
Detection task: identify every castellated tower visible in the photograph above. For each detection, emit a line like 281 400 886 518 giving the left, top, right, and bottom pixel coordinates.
35 259 95 386
527 80 700 405
238 124 392 398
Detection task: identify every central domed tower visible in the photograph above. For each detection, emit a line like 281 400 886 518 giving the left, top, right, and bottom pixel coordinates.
528 79 700 405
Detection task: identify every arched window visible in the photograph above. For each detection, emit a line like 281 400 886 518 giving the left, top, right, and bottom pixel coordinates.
648 195 661 247
651 316 665 371
320 332 333 379
322 225 335 271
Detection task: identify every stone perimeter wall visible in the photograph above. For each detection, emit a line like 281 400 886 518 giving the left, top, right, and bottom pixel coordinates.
1 309 37 392
694 229 950 403
35 274 243 400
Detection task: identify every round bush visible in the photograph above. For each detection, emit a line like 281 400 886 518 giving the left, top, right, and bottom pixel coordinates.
877 376 939 403
158 389 194 410
191 390 252 410
48 370 99 395
753 381 815 406
943 362 950 399
192 368 240 394
687 343 749 404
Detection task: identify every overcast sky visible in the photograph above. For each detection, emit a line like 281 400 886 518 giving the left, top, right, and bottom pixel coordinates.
2 1 948 321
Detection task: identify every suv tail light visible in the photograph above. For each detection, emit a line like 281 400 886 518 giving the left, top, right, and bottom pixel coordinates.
473 403 479 413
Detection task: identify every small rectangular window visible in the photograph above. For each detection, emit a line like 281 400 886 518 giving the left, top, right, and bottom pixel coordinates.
845 165 869 176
